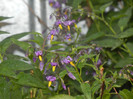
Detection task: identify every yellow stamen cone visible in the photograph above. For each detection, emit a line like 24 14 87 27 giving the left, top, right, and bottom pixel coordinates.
50 3 53 7
50 35 54 42
70 61 76 67
74 24 77 28
68 38 71 41
48 81 52 87
59 24 63 30
52 66 56 72
39 55 42 61
67 25 70 31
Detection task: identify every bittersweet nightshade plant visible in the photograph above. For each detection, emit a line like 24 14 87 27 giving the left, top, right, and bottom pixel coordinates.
35 51 43 61
51 62 58 72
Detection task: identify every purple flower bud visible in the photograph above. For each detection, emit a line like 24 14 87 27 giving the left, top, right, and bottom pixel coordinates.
33 57 36 63
39 62 44 71
95 47 102 52
65 34 71 40
46 76 56 81
96 59 102 67
62 82 66 90
64 15 67 19
66 56 73 61
68 72 76 80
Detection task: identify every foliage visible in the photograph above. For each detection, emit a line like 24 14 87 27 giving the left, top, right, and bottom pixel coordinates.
0 0 133 99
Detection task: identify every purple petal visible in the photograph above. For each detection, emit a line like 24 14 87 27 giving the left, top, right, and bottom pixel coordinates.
39 62 44 71
68 72 76 80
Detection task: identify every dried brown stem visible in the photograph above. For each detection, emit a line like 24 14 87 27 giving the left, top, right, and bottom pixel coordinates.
113 87 122 99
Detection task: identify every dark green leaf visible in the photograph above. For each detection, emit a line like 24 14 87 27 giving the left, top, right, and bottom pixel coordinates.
11 38 31 51
59 70 67 78
0 60 34 70
16 72 46 89
100 1 113 12
117 28 133 38
0 32 30 53
0 31 9 34
93 37 122 50
80 32 105 44
115 57 133 68
120 89 133 99
0 16 11 21
118 7 132 31
0 77 10 99
126 42 133 55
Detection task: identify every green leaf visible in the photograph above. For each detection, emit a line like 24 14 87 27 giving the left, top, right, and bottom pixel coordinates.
11 38 31 51
48 45 64 50
93 37 123 50
16 72 46 89
117 28 133 38
91 80 101 95
49 94 76 99
0 60 34 70
59 70 67 78
0 32 30 53
120 89 133 99
80 32 105 44
0 31 9 34
126 42 133 55
75 95 85 99
115 57 133 68
81 83 91 99
76 46 91 50
67 0 83 9
100 1 113 12
102 90 111 99
0 77 10 99
0 16 11 21
118 7 132 31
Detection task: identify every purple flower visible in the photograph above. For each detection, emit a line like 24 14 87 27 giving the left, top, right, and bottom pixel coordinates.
68 72 76 80
35 51 43 61
39 62 44 71
46 76 56 87
55 20 63 30
51 62 58 66
66 56 73 61
53 1 61 8
96 59 102 67
63 21 73 26
49 0 55 6
46 76 56 81
51 62 58 72
65 34 71 40
35 51 42 57
50 29 58 35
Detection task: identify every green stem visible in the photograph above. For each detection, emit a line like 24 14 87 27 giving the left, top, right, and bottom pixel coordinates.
74 66 84 83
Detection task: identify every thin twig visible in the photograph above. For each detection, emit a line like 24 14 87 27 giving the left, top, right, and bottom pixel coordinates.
22 0 50 30
113 87 122 99
68 87 71 96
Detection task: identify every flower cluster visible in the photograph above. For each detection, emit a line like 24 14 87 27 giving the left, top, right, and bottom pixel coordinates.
48 0 78 42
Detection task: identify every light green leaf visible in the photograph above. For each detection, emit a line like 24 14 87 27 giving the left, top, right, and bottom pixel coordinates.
59 70 67 78
49 94 75 99
81 83 91 99
126 42 133 55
